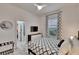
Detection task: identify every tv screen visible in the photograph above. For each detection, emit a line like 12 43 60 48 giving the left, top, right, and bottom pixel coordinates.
31 26 38 32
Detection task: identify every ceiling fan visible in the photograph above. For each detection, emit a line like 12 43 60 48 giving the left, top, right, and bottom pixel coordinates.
34 3 46 10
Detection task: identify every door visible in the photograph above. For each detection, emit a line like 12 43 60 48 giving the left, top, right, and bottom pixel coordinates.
17 21 25 41
16 21 27 53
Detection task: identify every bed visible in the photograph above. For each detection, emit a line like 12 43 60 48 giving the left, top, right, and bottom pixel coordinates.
28 33 60 55
0 41 14 55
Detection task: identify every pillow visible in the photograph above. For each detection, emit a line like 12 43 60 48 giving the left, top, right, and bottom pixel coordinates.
58 40 64 47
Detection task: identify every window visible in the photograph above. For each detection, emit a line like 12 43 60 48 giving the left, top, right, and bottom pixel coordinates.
47 14 58 37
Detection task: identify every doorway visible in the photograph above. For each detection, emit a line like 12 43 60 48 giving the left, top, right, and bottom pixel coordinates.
17 21 25 41
16 20 27 54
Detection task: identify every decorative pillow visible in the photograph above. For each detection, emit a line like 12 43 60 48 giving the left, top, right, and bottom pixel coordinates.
58 40 64 47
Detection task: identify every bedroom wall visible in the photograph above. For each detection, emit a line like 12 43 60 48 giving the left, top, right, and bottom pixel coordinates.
61 4 79 39
0 4 41 53
40 4 79 40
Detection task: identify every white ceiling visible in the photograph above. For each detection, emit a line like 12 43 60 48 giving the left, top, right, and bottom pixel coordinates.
11 3 65 16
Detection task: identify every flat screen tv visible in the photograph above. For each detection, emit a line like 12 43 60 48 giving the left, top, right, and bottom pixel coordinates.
31 26 38 32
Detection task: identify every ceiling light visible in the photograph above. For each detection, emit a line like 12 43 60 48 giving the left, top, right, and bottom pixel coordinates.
37 5 43 10
34 3 46 10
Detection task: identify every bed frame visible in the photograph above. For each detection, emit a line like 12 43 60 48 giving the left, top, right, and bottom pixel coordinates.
28 33 42 42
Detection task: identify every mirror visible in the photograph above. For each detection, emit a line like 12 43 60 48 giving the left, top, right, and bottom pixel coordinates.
0 21 13 30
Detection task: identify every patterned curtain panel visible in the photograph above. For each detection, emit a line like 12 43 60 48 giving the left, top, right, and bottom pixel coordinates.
57 11 63 40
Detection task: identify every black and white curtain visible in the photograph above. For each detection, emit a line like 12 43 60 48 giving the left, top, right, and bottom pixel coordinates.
57 11 63 40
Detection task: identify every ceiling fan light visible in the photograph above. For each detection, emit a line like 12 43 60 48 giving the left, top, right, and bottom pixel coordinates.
34 3 46 10
37 6 43 10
